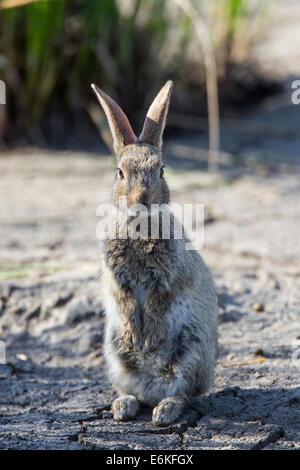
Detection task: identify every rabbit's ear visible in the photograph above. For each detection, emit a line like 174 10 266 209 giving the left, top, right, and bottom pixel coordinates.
139 80 173 151
91 84 136 155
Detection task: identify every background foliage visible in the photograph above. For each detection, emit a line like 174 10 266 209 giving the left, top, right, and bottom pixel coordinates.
0 0 275 147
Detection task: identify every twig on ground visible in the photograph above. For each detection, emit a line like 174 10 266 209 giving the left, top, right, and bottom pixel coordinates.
221 357 266 369
1 0 40 8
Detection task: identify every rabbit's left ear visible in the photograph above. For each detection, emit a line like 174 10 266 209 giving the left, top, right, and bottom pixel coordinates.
91 84 136 155
139 80 173 151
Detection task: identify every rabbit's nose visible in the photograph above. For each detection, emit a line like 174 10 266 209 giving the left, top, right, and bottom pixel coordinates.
128 187 148 206
139 189 148 205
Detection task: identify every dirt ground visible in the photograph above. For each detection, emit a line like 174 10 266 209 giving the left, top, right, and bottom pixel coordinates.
0 136 299 450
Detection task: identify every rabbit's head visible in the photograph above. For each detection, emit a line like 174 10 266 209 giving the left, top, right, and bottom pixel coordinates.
91 81 173 208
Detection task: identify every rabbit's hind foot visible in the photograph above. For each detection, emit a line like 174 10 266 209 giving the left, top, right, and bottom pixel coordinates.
152 396 187 426
112 395 140 422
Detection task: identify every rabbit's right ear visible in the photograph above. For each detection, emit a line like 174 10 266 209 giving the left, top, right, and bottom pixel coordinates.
91 84 136 156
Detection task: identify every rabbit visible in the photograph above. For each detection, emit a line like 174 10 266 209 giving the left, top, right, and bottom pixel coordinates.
91 80 218 426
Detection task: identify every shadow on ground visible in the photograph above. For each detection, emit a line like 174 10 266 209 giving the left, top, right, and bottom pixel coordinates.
0 324 299 449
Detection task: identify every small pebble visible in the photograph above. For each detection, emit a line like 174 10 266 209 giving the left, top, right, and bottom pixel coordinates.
254 348 264 356
252 415 261 421
16 353 28 361
253 303 264 313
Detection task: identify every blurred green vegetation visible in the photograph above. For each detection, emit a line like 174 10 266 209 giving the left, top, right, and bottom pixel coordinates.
0 0 274 147
0 263 64 280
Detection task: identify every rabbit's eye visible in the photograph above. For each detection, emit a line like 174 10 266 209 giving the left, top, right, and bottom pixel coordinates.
118 168 124 179
160 166 164 178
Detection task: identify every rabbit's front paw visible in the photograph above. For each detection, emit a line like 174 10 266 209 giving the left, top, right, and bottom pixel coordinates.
143 331 164 353
112 395 140 422
121 325 143 351
143 318 166 353
152 396 186 426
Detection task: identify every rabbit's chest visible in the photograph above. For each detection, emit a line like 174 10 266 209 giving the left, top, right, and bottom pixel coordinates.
105 238 166 287
132 285 149 308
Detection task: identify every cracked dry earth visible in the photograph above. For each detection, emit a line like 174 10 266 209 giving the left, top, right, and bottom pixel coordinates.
0 150 299 450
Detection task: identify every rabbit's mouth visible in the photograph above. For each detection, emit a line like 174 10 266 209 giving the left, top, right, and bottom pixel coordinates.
127 204 151 217
127 203 169 216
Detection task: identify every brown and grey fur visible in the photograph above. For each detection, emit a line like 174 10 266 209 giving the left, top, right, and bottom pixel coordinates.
92 81 218 426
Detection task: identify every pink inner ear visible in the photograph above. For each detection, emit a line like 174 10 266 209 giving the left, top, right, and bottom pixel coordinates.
91 84 136 153
113 106 136 147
